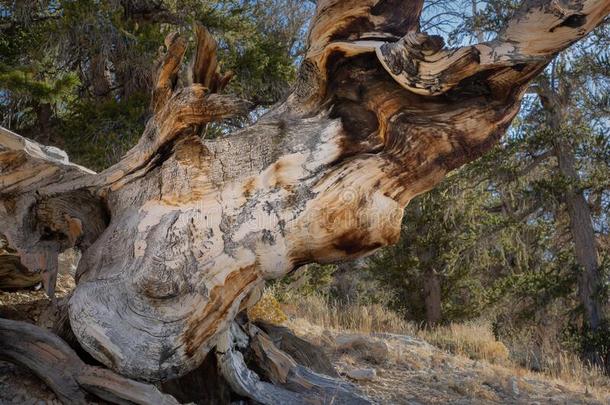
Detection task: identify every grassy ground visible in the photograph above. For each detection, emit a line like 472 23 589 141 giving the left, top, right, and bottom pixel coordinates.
259 289 610 402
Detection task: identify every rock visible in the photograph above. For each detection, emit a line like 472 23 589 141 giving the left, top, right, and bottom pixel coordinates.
347 368 377 381
509 376 520 396
371 333 430 348
335 334 389 364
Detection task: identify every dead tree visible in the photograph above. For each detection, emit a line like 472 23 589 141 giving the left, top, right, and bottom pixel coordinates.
1 1 609 403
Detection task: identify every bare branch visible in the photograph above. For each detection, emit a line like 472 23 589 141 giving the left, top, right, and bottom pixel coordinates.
152 33 188 114
376 0 610 96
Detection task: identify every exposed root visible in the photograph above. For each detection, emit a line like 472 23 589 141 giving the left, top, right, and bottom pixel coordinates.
0 318 180 405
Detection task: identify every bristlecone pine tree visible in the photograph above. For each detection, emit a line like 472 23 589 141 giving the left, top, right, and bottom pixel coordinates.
1 1 609 403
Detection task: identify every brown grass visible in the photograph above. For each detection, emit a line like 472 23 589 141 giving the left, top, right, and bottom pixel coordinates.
418 322 509 364
276 288 416 335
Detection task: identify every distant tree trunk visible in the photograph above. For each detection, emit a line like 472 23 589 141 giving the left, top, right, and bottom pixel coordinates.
414 200 442 325
423 267 442 326
471 0 485 43
332 260 365 303
1 1 609 403
35 102 53 144
90 53 113 97
554 139 603 331
537 78 604 334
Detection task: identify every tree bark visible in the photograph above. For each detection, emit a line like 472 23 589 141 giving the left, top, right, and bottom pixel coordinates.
35 102 54 144
536 77 604 333
423 267 442 326
0 233 41 289
1 1 610 402
0 318 180 404
554 139 603 331
90 53 113 97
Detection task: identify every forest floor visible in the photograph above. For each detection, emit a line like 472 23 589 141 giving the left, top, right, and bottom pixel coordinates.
1 278 609 405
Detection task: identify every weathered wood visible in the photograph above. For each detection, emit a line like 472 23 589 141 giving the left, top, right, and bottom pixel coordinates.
0 318 86 403
0 234 40 289
256 320 339 377
216 323 309 404
0 0 609 396
216 322 370 405
248 324 370 404
0 126 98 296
0 318 180 405
192 23 234 92
376 1 610 96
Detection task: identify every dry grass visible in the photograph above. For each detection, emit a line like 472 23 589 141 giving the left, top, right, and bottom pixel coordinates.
272 288 610 398
418 322 509 364
276 289 416 335
521 351 609 393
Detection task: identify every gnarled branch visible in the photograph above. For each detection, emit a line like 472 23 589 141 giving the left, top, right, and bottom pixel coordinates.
376 0 610 96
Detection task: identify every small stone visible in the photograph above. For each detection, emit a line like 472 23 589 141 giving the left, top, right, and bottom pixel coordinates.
335 334 389 364
347 368 377 381
509 376 519 396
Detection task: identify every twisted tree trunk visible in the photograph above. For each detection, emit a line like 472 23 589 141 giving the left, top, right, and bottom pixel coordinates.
1 1 609 403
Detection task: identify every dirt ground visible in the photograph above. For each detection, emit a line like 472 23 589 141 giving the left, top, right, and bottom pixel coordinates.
288 319 610 405
334 335 607 405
